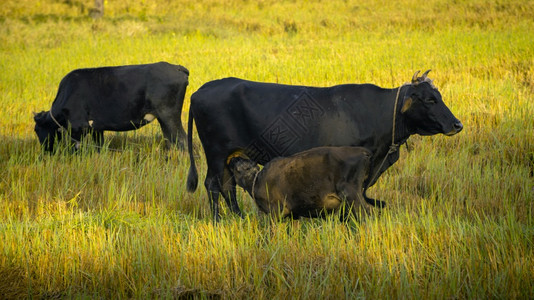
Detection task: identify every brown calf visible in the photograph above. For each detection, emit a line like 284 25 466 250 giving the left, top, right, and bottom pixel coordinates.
228 146 373 220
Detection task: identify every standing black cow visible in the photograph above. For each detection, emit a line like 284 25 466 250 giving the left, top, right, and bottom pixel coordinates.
34 62 189 152
187 70 463 221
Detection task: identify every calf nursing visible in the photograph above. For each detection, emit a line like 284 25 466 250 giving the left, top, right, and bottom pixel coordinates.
228 146 374 220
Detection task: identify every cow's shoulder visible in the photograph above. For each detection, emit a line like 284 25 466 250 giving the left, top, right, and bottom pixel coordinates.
61 67 93 80
52 68 97 98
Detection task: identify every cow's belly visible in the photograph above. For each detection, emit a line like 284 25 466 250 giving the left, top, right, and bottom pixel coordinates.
89 113 156 131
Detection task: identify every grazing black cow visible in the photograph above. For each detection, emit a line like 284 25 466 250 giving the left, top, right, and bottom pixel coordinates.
228 146 373 220
34 62 189 152
187 70 463 221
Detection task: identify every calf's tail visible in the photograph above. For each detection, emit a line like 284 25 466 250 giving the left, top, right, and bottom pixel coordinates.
186 108 198 192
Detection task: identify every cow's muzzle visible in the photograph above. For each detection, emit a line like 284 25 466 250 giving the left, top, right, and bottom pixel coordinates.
445 121 463 136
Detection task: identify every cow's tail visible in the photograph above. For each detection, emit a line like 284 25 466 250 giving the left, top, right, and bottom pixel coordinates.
186 108 198 192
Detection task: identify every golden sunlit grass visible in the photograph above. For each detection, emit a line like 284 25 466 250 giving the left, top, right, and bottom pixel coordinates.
0 0 533 298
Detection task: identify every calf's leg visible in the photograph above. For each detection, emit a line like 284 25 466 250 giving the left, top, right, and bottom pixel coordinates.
336 183 370 221
337 153 373 221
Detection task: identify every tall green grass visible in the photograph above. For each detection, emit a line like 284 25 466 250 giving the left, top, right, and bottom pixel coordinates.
1 0 533 298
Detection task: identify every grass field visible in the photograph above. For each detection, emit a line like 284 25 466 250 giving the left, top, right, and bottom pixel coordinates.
1 0 533 298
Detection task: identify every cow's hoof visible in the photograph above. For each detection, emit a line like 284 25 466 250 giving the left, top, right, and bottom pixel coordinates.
365 198 386 208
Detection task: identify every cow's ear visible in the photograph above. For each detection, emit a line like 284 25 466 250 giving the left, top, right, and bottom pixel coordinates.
33 111 46 123
401 97 413 113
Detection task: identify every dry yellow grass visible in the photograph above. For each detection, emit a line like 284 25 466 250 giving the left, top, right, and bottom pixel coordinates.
0 0 533 298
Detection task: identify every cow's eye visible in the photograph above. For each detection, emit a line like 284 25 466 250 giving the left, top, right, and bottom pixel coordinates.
424 98 437 104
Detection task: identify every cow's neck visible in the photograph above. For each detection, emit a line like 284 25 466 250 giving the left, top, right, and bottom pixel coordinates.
367 85 413 165
364 85 414 188
387 84 413 151
394 99 413 146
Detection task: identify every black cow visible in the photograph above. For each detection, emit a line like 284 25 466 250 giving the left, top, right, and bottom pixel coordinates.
34 62 189 152
228 146 373 220
187 70 463 221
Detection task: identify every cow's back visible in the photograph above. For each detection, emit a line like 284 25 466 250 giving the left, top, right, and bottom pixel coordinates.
191 78 387 165
191 78 318 163
53 62 188 131
191 78 312 113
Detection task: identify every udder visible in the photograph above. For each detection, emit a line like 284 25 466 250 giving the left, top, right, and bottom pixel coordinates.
322 193 342 210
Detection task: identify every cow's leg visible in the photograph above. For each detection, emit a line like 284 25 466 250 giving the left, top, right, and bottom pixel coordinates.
204 160 243 221
221 166 244 218
156 112 186 150
363 188 386 208
204 174 222 222
91 130 104 151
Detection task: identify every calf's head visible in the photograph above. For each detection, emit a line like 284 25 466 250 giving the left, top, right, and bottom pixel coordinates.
228 156 261 189
401 70 463 136
33 111 61 152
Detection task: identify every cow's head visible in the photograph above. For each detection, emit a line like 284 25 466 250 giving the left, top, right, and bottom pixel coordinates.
228 156 261 190
400 70 463 136
33 111 61 152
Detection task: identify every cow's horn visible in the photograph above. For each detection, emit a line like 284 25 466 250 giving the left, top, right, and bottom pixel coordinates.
412 70 420 83
422 69 431 79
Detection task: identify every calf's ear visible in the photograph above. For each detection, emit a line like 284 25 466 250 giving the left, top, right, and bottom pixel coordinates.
227 157 241 170
226 149 248 165
227 157 235 169
401 98 413 113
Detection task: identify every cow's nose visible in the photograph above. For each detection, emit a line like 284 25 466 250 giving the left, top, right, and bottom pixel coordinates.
453 121 463 132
